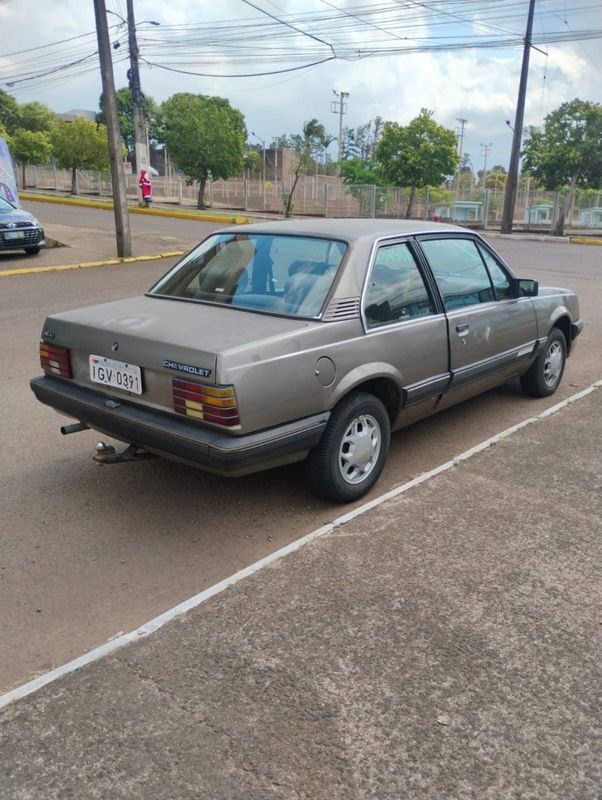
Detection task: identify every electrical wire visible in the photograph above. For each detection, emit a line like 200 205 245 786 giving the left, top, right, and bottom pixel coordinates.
139 55 338 79
1 0 601 93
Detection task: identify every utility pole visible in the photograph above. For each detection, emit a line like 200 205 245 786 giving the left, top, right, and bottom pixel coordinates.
331 90 349 165
501 0 536 234
93 0 131 257
480 142 493 186
126 0 151 203
456 117 467 161
455 117 467 198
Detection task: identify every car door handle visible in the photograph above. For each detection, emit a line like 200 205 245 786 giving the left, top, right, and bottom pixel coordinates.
456 323 470 335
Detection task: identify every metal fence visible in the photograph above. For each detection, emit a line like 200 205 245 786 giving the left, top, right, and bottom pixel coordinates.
19 166 602 231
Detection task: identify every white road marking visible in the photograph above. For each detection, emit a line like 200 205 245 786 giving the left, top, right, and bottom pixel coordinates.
1 379 600 712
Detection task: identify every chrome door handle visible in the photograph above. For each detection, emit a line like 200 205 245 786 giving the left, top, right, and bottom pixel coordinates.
456 323 469 336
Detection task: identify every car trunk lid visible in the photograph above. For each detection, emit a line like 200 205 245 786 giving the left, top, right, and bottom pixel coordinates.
41 295 309 420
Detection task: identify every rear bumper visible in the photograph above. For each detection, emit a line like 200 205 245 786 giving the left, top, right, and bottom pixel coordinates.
30 375 329 476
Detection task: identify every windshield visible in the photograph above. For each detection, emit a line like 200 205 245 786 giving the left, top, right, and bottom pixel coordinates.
0 197 16 212
148 233 347 318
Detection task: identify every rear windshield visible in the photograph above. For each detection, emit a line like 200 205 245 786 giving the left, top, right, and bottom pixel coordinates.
148 233 347 318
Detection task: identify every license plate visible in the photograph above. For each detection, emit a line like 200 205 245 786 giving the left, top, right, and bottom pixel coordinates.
5 230 24 240
89 355 143 395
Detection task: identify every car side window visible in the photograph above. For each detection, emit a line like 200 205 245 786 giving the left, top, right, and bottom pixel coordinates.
477 244 513 300
364 242 435 328
419 237 494 310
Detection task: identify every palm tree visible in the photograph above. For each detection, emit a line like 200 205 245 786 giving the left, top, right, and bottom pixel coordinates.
284 119 328 217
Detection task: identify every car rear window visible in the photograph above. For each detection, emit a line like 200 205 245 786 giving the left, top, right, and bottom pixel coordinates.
148 233 347 318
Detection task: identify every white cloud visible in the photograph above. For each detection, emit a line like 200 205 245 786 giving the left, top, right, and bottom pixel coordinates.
1 0 600 171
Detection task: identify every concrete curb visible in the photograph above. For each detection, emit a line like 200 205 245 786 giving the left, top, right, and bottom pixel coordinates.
20 191 253 225
569 236 602 246
0 250 185 278
484 231 569 244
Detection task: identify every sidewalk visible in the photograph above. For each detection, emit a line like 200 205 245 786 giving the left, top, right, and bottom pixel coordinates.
11 190 602 267
2 386 600 799
0 194 254 276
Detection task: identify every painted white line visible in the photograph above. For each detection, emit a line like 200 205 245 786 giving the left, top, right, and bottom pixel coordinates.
1 379 600 712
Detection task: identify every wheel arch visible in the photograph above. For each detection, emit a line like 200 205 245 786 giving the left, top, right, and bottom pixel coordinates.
331 365 403 422
551 314 573 355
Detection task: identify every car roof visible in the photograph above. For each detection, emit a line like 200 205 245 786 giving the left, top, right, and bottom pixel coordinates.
219 217 470 243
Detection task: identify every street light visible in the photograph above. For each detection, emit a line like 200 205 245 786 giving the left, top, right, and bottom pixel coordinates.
107 11 160 26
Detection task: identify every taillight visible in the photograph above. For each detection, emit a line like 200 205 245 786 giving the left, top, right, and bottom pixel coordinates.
40 342 72 378
172 379 240 427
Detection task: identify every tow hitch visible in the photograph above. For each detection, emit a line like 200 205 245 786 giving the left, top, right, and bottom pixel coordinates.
93 441 155 465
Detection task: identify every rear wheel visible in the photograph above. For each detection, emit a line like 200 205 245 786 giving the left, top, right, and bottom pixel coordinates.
24 246 40 255
305 391 391 502
520 328 566 397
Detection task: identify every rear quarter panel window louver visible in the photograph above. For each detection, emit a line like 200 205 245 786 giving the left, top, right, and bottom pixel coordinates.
322 297 361 322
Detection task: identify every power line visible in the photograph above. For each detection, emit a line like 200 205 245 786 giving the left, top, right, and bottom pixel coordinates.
2 0 601 91
139 55 337 80
239 0 336 55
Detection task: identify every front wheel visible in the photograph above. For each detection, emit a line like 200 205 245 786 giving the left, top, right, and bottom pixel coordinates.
520 328 566 397
305 391 391 503
24 246 40 255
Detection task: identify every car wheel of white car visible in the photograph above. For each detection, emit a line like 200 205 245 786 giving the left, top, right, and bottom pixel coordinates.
305 391 391 502
520 327 567 397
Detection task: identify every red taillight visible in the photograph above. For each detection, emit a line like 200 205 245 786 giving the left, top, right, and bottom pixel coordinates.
172 379 240 427
40 342 72 378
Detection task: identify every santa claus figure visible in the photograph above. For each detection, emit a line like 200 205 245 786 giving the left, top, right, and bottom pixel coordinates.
139 168 152 207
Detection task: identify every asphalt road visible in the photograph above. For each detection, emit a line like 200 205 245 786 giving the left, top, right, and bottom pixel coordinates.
0 204 600 694
26 197 224 238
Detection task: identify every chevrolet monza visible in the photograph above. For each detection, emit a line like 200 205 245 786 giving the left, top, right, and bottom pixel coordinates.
31 219 583 502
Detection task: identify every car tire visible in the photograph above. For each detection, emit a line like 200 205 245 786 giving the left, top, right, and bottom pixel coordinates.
24 246 40 255
520 327 567 397
305 391 391 503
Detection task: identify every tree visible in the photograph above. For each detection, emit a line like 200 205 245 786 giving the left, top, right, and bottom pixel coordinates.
376 109 458 217
283 118 327 217
522 99 602 236
243 149 260 175
0 89 20 135
339 158 380 186
97 87 160 163
342 116 383 163
50 118 110 194
18 102 57 133
482 169 507 192
270 134 291 149
161 93 246 209
271 127 334 172
10 129 53 187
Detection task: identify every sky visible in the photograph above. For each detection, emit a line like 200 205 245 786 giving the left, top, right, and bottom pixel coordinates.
0 0 601 172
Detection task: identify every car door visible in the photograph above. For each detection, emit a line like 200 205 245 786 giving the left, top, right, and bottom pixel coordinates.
362 239 450 427
416 235 538 401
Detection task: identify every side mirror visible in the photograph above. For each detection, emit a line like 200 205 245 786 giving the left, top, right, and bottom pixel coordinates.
515 278 539 298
